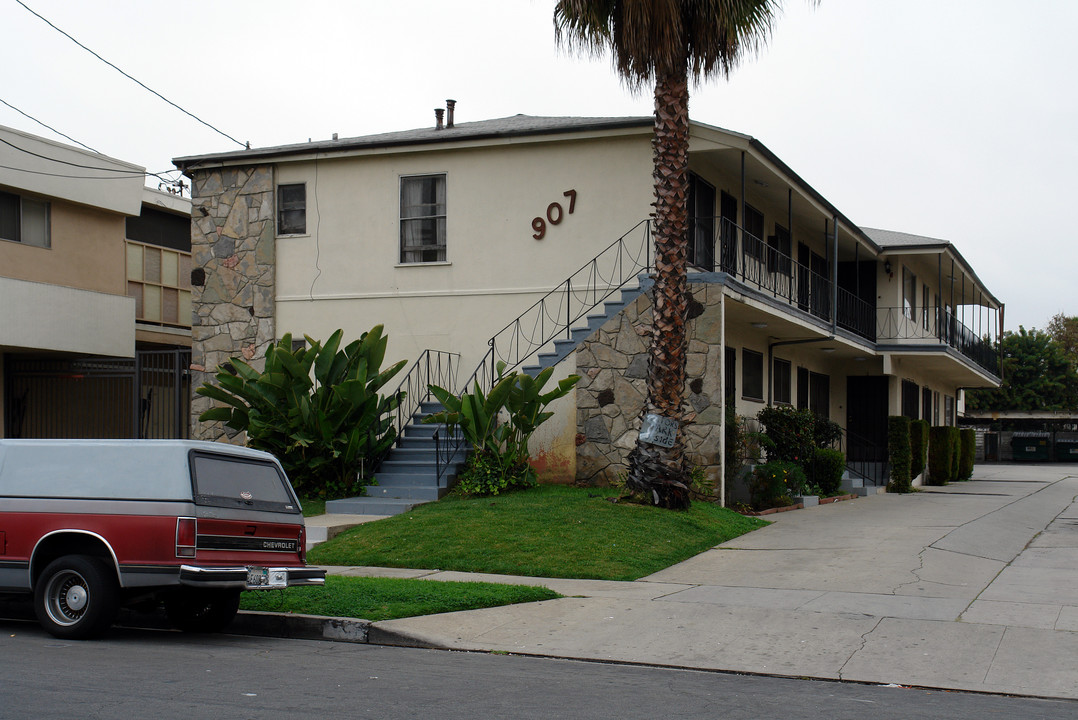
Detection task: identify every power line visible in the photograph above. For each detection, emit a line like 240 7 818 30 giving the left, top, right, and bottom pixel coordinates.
16 0 247 149
0 97 100 153
0 136 183 186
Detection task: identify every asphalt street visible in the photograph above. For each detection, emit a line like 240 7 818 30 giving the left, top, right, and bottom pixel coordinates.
2 622 1075 720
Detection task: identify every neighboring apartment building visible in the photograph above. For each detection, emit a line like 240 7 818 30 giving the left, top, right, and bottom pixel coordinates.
174 110 1002 495
1 125 192 439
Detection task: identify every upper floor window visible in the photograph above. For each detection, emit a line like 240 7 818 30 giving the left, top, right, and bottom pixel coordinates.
400 174 446 263
277 183 306 235
126 240 192 328
0 190 50 248
744 204 764 261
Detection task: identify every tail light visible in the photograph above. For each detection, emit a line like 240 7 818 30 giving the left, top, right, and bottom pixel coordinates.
298 525 307 563
176 517 197 558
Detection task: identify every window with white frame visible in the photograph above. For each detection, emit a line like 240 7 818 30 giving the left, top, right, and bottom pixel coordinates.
400 173 446 263
0 190 50 248
276 183 306 235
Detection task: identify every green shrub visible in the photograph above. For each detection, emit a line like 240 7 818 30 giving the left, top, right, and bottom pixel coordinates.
456 450 534 496
756 405 816 467
426 362 579 496
887 415 912 493
725 406 746 489
927 426 954 485
197 327 406 499
812 447 845 495
749 460 806 510
949 427 961 482
959 428 976 480
909 419 929 481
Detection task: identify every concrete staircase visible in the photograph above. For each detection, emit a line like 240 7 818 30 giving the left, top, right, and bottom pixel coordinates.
520 275 652 377
324 401 467 517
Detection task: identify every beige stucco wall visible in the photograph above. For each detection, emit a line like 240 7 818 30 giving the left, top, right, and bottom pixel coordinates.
0 200 126 296
274 134 654 375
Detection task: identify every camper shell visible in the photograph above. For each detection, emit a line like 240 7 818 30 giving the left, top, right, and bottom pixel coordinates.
0 439 325 638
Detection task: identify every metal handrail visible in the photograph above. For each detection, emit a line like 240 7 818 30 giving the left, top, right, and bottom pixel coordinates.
434 219 655 485
875 306 998 375
833 424 889 487
365 349 459 478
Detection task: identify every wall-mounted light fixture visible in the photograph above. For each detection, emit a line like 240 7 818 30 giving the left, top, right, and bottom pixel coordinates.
884 260 892 275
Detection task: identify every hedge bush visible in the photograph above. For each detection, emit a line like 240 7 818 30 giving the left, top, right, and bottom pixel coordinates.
813 447 846 495
927 426 954 485
949 427 961 482
909 419 929 481
756 406 816 467
887 415 913 493
959 428 976 480
749 461 806 510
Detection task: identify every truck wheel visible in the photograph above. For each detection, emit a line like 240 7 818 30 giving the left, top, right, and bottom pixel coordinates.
34 555 119 639
165 589 241 633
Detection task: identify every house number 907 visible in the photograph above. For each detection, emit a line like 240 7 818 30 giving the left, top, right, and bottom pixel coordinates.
532 189 577 240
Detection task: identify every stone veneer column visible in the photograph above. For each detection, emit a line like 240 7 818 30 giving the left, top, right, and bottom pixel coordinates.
575 283 726 488
187 166 276 442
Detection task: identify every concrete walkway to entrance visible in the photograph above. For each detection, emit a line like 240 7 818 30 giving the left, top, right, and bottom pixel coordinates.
330 464 1078 699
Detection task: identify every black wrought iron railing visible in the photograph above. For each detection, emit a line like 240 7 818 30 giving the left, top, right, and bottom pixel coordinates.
434 220 655 485
833 425 889 487
707 216 877 340
875 306 998 375
365 349 459 480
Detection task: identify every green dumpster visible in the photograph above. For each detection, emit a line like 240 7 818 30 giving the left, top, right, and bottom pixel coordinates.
1011 432 1050 461
1054 437 1078 462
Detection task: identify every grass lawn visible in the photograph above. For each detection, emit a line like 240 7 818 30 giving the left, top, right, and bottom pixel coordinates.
300 498 326 517
239 575 560 622
307 484 768 581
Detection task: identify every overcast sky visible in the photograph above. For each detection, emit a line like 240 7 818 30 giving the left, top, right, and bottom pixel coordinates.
2 0 1074 332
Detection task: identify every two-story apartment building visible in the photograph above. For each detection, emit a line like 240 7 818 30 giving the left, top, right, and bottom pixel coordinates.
175 110 1001 500
1 125 192 439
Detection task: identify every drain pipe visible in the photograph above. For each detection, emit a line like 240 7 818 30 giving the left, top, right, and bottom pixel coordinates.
767 336 835 405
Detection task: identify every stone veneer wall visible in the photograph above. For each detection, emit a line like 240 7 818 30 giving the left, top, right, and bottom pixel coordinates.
575 282 726 487
187 166 276 442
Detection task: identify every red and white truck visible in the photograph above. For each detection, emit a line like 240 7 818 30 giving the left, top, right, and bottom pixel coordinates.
0 439 325 638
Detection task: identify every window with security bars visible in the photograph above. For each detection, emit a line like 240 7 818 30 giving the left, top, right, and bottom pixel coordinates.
126 240 192 327
400 174 446 263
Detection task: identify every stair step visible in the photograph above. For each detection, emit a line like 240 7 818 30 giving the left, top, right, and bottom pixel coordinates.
365 484 446 501
325 497 422 516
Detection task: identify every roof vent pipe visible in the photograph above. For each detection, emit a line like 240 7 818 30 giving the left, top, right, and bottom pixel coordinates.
446 99 456 128
434 108 444 130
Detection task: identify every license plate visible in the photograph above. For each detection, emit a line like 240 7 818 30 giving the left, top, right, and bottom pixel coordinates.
246 566 287 589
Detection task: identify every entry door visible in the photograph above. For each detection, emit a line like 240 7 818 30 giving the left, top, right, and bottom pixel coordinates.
688 174 716 271
846 376 889 463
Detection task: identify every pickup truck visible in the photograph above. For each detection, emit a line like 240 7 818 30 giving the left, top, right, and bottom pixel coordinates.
0 439 325 639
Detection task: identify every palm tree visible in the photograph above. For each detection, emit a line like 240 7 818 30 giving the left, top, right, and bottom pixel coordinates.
554 0 785 509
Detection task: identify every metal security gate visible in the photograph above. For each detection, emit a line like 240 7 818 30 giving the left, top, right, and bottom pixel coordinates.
4 349 190 439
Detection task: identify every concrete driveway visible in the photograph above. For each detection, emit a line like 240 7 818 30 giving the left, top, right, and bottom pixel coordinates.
353 464 1078 699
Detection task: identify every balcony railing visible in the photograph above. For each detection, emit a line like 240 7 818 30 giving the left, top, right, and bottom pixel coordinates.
707 217 874 341
876 306 998 376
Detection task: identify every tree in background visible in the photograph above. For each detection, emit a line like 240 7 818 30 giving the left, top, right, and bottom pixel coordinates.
964 325 1078 413
554 0 790 509
1047 313 1078 369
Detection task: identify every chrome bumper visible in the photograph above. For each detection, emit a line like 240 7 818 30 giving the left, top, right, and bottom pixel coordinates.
178 564 326 589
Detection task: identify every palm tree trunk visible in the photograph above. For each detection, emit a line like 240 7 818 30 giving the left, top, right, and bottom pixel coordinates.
626 64 692 510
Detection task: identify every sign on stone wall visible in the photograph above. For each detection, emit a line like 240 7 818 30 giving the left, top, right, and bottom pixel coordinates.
639 413 678 448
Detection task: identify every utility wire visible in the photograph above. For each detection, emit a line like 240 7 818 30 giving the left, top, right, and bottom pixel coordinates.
16 0 247 149
0 96 100 153
0 136 180 185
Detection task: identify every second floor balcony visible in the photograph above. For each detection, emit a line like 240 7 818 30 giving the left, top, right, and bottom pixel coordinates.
694 217 999 377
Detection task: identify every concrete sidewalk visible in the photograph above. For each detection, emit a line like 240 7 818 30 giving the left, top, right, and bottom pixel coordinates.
326 464 1078 700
